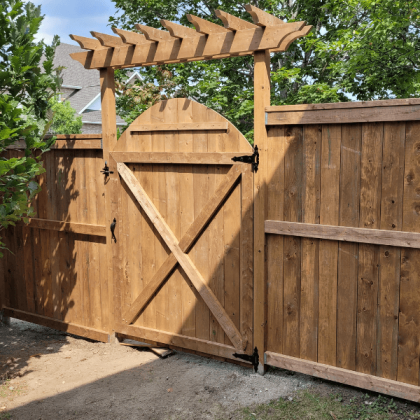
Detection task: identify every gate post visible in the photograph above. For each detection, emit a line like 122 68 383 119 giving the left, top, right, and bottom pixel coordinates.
253 50 271 374
100 68 119 343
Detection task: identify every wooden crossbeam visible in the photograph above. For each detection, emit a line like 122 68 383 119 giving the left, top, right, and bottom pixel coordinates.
70 21 305 69
215 10 258 31
70 34 104 50
245 5 285 26
112 28 151 45
187 14 231 34
136 24 173 41
161 20 203 39
118 163 245 351
91 31 124 48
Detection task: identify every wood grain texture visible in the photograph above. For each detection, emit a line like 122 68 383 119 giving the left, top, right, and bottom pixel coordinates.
266 127 285 354
300 125 321 362
265 351 420 403
398 122 420 386
283 126 303 357
130 122 228 131
377 123 405 380
318 124 341 366
265 221 420 248
356 123 383 375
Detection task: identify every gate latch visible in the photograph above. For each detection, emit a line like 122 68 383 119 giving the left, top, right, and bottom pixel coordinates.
232 145 259 172
100 161 114 177
233 347 259 372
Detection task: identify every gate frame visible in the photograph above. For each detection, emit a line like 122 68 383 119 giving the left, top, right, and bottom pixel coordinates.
70 5 312 373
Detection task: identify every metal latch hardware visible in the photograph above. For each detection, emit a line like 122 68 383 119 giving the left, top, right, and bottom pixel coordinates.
232 145 259 172
233 347 259 372
100 161 114 177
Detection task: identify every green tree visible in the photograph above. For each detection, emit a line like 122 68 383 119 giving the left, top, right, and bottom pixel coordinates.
110 0 420 141
48 98 82 135
0 0 61 255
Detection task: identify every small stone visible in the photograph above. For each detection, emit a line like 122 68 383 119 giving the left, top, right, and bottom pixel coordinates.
8 387 14 391
166 377 169 380
288 396 293 401
62 381 65 384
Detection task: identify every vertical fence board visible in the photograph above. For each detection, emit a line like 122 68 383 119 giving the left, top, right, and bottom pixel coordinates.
300 125 321 362
398 121 420 386
356 123 383 375
283 126 303 357
318 124 341 366
377 122 405 380
266 127 285 354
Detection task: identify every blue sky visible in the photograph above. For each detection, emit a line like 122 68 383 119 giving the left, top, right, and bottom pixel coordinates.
30 0 119 45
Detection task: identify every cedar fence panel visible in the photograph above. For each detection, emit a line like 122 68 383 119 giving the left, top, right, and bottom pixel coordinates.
0 135 109 342
264 100 420 401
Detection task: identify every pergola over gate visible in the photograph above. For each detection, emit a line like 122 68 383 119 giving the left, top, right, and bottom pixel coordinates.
68 5 311 374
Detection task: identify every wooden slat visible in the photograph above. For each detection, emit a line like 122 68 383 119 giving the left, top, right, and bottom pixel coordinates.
266 105 420 125
265 221 420 249
266 127 285 354
115 323 248 364
398 122 420 386
3 307 109 342
267 98 420 112
135 24 174 42
130 122 228 132
6 139 102 150
161 20 202 39
187 14 230 34
300 125 321 362
265 351 420 403
253 49 271 372
283 126 303 358
356 123 383 375
270 25 313 52
110 152 248 165
24 218 106 236
112 28 151 45
91 31 124 48
117 163 246 351
70 34 104 50
318 124 341 366
377 123 405 380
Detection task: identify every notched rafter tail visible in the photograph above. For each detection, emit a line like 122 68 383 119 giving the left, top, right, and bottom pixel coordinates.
187 14 231 34
69 34 104 50
112 27 152 45
135 23 174 42
161 19 203 39
91 31 124 48
215 9 258 31
244 4 285 27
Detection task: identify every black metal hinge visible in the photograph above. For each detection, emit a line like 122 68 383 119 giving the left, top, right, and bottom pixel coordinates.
232 145 259 172
233 347 259 372
100 161 114 177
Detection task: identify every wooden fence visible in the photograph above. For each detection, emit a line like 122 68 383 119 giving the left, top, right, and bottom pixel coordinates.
0 135 110 342
2 99 420 402
263 99 420 401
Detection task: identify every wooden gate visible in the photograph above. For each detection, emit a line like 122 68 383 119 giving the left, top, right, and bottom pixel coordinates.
109 98 254 362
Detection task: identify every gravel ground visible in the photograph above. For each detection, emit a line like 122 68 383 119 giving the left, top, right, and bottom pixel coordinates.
0 318 314 419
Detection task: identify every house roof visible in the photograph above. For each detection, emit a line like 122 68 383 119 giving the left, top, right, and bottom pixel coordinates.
53 42 129 126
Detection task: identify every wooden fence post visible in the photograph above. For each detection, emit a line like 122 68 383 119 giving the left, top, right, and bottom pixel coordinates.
253 50 271 374
100 67 118 342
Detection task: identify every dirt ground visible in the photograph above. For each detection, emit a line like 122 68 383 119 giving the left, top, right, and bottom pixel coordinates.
1 318 420 420
0 318 313 419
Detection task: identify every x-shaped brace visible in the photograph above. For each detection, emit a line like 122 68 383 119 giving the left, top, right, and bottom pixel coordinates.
117 162 247 351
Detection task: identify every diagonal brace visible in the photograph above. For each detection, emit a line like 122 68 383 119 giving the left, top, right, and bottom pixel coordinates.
118 163 246 351
123 164 242 325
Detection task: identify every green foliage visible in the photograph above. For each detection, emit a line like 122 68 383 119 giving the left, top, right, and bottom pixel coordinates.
110 0 420 142
0 0 61 255
48 98 82 135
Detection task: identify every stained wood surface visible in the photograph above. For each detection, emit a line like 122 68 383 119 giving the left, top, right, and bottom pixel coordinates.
265 352 420 403
264 221 420 248
265 120 420 397
24 218 106 236
266 104 420 125
112 99 253 359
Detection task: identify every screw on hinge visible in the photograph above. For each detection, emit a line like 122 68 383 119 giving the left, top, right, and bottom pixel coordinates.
232 347 259 372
